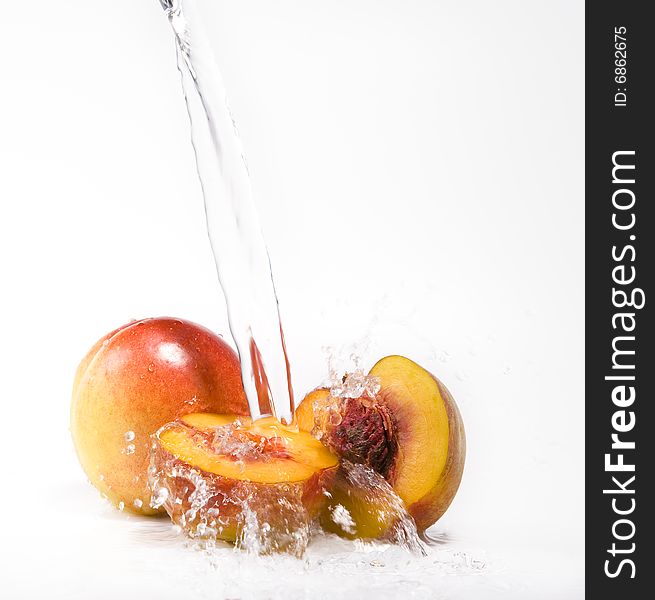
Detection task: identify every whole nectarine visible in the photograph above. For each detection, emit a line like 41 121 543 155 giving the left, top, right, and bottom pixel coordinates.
70 317 249 514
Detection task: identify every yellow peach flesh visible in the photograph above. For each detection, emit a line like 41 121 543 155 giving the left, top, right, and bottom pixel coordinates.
370 355 449 508
159 414 338 484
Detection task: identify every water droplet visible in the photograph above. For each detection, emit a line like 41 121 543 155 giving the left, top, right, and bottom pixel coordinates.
330 504 356 535
151 487 169 509
118 501 125 512
148 363 155 373
125 444 136 455
133 498 143 509
124 430 135 442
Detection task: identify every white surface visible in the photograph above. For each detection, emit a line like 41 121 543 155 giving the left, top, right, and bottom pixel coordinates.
0 1 584 598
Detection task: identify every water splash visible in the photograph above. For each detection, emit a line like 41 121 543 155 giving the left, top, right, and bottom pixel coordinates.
324 461 426 556
148 414 425 557
156 0 294 424
328 369 381 400
148 424 314 557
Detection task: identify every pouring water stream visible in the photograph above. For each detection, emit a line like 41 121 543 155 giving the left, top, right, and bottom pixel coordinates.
158 0 294 424
151 3 428 556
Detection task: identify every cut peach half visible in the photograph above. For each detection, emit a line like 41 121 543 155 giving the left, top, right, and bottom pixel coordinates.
149 413 338 552
296 355 465 536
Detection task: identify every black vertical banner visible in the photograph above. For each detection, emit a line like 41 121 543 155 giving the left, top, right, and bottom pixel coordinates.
587 1 654 598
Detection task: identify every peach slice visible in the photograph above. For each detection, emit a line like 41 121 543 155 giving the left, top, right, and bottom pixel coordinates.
149 413 339 554
296 355 465 535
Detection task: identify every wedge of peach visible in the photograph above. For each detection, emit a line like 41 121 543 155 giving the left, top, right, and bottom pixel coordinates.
71 318 250 515
296 355 465 536
149 413 339 553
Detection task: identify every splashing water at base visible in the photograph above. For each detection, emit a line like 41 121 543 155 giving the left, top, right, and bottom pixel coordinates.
147 376 425 557
156 0 294 424
323 461 426 556
148 423 313 557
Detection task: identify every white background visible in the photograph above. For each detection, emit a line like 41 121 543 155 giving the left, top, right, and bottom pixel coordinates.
0 1 584 598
